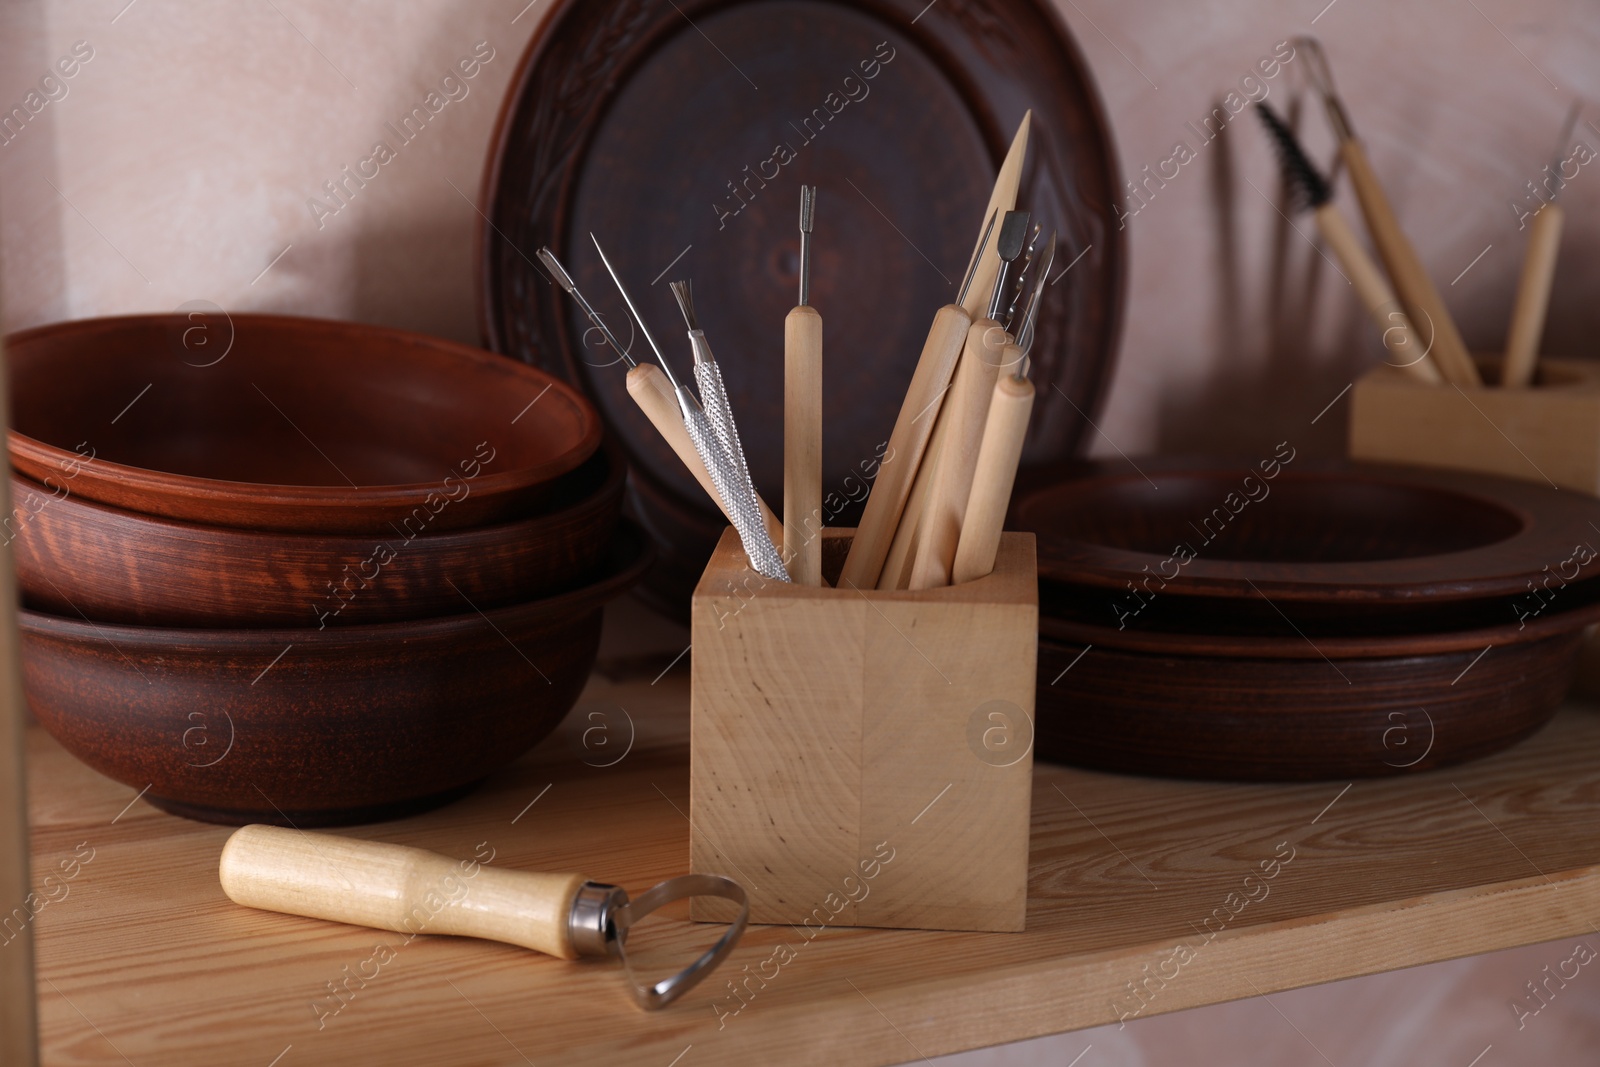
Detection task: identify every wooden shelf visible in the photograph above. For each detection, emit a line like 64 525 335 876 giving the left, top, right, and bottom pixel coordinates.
27 668 1600 1066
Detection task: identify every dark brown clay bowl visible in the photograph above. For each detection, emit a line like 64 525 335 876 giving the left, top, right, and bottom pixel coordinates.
10 438 626 629
1035 593 1600 781
18 522 652 826
1014 459 1600 608
7 313 602 534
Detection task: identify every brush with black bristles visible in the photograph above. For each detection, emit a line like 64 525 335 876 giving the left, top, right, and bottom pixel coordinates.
1255 102 1442 383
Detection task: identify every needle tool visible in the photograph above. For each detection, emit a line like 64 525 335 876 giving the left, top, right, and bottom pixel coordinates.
785 185 824 585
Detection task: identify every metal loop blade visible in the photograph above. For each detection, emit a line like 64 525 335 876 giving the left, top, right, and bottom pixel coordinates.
614 874 749 1011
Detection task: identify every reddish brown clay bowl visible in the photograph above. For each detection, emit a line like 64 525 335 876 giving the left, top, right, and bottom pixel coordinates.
1035 593 1600 781
18 523 652 826
6 313 602 534
10 438 625 629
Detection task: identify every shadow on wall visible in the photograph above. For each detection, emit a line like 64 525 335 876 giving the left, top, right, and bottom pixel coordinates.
1154 93 1379 460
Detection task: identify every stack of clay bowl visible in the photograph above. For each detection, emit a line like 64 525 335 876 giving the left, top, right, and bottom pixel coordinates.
1011 458 1600 781
6 313 649 825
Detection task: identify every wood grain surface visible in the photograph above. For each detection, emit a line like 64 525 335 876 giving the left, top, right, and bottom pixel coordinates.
25 663 1600 1065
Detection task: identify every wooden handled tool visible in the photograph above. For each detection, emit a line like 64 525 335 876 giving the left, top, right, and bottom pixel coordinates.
952 366 1035 585
219 825 748 1010
626 363 782 541
877 418 937 590
1295 38 1480 387
839 208 1002 590
1502 202 1564 388
909 320 1012 589
910 211 1029 590
845 114 1028 589
1503 104 1580 389
785 186 824 585
539 246 781 548
1255 102 1440 383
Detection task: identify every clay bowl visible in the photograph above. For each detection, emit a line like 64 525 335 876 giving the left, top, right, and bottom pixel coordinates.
10 438 626 629
18 523 652 826
6 313 602 534
1034 593 1600 781
1013 458 1600 633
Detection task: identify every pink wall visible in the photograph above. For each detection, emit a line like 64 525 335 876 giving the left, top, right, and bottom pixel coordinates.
3 1 1598 1063
2 0 1597 458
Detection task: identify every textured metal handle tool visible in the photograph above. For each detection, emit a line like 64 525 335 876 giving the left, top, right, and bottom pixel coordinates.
681 391 788 581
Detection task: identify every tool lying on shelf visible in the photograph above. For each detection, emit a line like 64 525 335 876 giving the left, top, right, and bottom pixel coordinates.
219 824 749 1011
1503 101 1582 389
1294 36 1481 388
1254 102 1440 384
785 185 824 586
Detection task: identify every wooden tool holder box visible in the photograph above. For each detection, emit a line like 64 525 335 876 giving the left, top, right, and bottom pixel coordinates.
1350 356 1600 492
689 527 1037 933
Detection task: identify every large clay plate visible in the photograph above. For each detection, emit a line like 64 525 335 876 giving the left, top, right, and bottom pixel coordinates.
1013 458 1600 605
1034 594 1600 781
480 0 1124 613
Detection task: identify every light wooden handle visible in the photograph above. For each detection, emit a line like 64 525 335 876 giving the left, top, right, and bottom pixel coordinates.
1341 141 1481 387
784 305 824 585
952 373 1034 585
840 303 969 590
1503 202 1564 389
877 416 941 590
908 324 1011 590
626 364 783 545
1314 205 1442 384
219 824 588 960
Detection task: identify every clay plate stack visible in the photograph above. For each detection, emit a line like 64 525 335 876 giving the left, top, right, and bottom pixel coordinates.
1011 458 1600 780
6 313 650 825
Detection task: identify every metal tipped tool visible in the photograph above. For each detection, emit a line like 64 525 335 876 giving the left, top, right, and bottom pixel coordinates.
537 247 637 369
1015 232 1057 376
798 185 817 307
669 279 790 582
1005 223 1043 328
986 211 1031 322
591 235 691 398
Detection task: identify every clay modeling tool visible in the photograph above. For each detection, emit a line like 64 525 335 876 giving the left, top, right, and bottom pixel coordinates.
785 186 824 585
1254 103 1441 384
592 236 787 580
953 235 1055 585
909 210 1030 590
668 278 790 582
961 112 1032 320
219 824 748 1011
537 247 781 542
1503 101 1582 389
841 210 995 591
1296 37 1480 387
